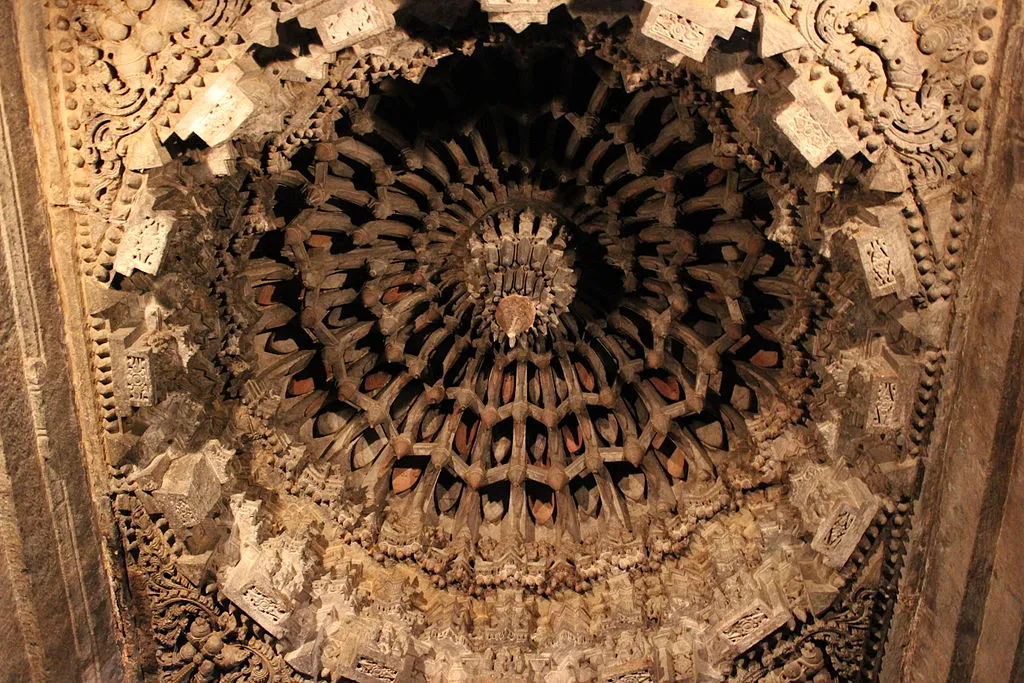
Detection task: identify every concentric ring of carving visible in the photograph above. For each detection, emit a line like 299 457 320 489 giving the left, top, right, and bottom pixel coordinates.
237 47 817 593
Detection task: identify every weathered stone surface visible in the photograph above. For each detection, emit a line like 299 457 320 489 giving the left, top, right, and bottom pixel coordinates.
887 3 1024 679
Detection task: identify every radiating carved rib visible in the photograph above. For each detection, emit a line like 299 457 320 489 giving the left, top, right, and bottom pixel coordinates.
577 138 613 186
237 53 813 588
639 445 677 512
564 78 608 160
463 124 490 169
647 113 698 158
354 107 412 159
395 170 442 209
335 137 388 174
673 143 714 175
418 146 451 187
252 303 297 334
319 175 374 206
611 175 662 203
298 208 356 233
244 258 297 285
483 109 511 172
442 139 478 184
324 415 371 473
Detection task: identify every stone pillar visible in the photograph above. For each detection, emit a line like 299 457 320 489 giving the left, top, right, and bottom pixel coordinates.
0 0 125 679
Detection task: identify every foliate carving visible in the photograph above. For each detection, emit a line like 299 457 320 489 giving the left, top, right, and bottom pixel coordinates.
861 236 900 295
791 461 882 569
868 378 902 431
172 64 255 148
851 216 919 299
113 180 175 277
114 213 173 277
111 329 156 415
640 0 755 63
718 602 776 650
855 338 921 435
785 0 970 181
773 101 840 169
125 352 154 407
645 0 981 193
115 497 303 681
641 5 715 61
354 656 399 682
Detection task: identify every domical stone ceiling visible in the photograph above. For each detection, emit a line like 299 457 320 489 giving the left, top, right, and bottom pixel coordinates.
235 47 816 594
39 0 997 680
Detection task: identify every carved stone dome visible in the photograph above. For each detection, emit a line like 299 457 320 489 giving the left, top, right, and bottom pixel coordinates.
234 44 817 593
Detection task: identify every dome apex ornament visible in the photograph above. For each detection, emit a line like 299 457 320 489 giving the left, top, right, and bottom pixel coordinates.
467 206 577 349
495 294 538 345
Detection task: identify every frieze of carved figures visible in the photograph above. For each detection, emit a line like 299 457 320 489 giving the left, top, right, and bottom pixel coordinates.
36 0 997 680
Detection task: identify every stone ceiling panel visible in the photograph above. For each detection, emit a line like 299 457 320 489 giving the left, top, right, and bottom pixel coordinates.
33 0 1002 680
